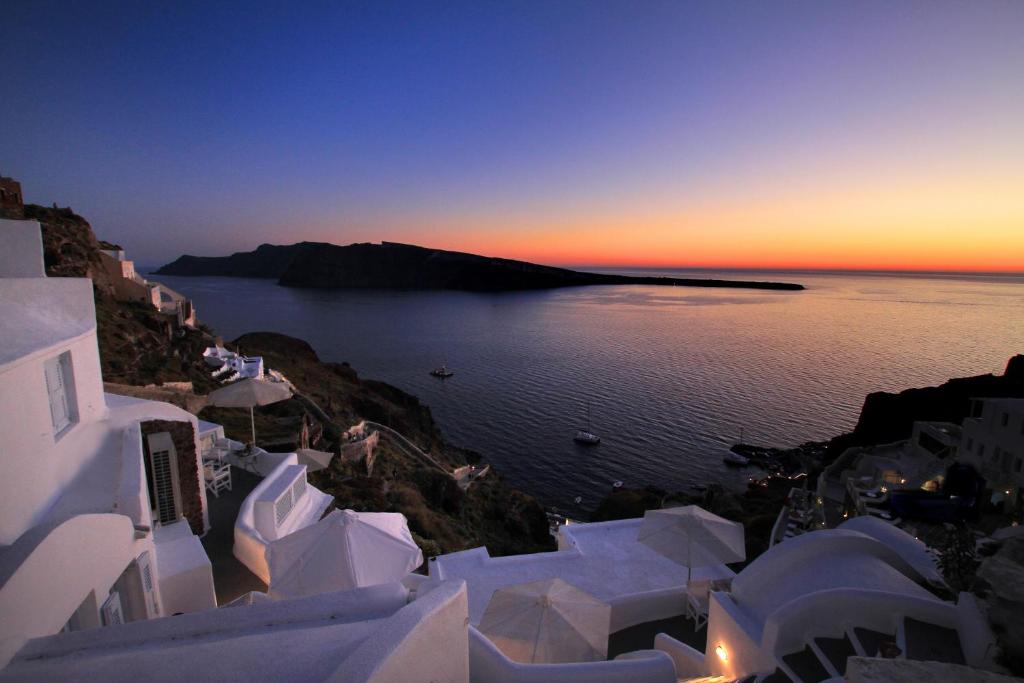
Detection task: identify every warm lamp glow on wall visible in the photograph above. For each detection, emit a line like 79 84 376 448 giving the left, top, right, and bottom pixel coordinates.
715 645 728 662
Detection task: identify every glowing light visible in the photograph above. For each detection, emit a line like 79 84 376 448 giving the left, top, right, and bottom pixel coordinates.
715 645 728 663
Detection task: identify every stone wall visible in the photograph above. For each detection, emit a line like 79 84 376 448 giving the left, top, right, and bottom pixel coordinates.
0 176 24 218
141 419 204 535
106 382 208 414
340 430 379 475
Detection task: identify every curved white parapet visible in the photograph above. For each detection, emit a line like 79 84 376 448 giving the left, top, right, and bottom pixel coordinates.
467 626 676 683
654 632 707 679
2 581 423 682
729 529 929 624
0 513 138 668
606 585 688 633
233 455 333 584
838 515 943 585
328 580 468 683
762 587 958 660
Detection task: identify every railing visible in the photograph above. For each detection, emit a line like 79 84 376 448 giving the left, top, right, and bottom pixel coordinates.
362 421 452 475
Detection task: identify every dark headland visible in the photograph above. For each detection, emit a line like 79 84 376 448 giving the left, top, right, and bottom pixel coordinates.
156 241 804 291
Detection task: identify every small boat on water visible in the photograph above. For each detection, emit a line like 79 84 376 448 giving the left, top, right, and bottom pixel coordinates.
429 364 454 379
723 452 750 467
573 402 601 445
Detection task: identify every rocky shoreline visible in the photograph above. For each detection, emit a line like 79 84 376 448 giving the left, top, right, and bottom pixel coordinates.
590 356 1024 564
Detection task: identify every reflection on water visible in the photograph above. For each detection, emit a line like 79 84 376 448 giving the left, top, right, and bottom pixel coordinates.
150 269 1024 513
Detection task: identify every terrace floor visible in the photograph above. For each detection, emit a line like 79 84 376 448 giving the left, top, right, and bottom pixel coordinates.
607 614 707 659
432 518 735 625
201 467 267 604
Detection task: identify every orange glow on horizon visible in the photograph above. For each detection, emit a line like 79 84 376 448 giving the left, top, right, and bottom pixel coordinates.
310 171 1024 273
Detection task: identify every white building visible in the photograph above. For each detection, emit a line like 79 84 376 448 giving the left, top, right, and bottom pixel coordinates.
667 515 996 681
99 248 198 327
818 421 961 522
961 397 1024 511
0 219 216 667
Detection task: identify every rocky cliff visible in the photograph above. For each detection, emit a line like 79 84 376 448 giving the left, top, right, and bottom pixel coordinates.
157 240 805 291
817 356 1024 460
156 241 330 278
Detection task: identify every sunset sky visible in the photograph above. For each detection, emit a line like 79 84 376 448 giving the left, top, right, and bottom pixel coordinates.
2 1 1022 271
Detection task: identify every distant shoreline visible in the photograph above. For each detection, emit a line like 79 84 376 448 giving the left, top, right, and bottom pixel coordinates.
156 241 805 292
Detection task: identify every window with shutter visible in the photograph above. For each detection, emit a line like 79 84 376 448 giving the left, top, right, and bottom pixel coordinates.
137 551 160 617
101 592 124 626
274 492 294 527
44 353 76 436
291 474 307 506
150 448 180 524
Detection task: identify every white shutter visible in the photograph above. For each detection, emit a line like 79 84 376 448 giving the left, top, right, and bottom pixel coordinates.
150 449 179 523
137 551 160 618
44 355 71 434
290 474 307 506
101 591 124 626
147 432 182 526
274 491 294 527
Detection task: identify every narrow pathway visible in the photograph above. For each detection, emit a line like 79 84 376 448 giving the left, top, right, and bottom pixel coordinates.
293 391 488 489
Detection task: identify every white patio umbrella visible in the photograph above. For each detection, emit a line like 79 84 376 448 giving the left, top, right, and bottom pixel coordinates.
207 378 292 445
637 505 746 582
296 448 335 473
478 578 611 664
266 509 423 599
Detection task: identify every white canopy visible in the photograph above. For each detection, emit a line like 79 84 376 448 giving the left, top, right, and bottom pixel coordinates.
266 509 423 600
478 578 611 664
296 448 335 473
207 378 292 445
208 377 292 407
637 505 746 581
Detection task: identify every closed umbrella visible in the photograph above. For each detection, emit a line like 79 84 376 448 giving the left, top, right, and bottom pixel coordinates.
266 509 423 599
207 378 292 445
637 505 746 582
478 578 611 664
295 448 335 473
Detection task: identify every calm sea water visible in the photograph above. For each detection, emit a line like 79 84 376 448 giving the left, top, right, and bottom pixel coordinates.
149 269 1024 513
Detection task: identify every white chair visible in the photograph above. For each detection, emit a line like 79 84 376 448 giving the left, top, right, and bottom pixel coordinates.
685 580 710 631
204 461 232 498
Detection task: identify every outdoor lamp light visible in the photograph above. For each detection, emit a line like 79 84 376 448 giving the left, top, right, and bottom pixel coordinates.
716 645 728 662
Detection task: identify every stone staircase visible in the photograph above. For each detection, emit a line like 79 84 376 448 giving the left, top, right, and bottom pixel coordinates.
749 616 967 683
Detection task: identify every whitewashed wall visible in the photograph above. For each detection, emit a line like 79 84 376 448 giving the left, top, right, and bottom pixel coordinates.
0 220 45 277
0 514 150 668
0 326 106 544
